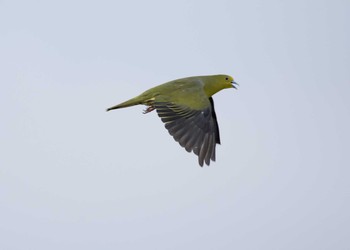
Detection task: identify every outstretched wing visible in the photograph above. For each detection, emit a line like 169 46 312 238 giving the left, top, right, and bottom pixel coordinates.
154 97 220 166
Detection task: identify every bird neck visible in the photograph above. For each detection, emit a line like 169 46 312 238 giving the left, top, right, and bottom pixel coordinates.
203 80 226 97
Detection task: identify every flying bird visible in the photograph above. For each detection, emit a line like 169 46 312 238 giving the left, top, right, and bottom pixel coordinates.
107 74 238 166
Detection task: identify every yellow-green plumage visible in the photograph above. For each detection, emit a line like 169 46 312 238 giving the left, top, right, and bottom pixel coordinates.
107 74 238 167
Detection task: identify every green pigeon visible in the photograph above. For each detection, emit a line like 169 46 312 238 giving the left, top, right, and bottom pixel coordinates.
107 74 238 166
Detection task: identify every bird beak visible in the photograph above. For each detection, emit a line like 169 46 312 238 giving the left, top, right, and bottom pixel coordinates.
231 81 239 89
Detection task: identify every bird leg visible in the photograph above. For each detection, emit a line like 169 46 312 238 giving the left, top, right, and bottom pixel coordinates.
143 105 155 114
143 99 155 114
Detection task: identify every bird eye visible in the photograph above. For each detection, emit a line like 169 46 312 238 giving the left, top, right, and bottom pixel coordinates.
225 77 229 80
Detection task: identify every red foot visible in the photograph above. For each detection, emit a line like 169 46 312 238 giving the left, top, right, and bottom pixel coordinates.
143 106 155 114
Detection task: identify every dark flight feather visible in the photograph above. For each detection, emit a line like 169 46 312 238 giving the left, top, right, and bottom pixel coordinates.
155 97 220 166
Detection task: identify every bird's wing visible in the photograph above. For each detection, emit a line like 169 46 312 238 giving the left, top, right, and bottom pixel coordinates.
154 97 220 166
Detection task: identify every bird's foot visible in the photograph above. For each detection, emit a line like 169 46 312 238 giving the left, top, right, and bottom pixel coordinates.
143 106 155 114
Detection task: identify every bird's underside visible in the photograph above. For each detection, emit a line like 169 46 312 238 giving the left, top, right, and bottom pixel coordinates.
142 98 220 166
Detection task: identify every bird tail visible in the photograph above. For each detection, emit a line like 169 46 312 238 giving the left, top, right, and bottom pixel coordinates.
106 96 142 112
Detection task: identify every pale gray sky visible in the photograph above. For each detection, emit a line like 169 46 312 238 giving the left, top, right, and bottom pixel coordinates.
1 0 349 249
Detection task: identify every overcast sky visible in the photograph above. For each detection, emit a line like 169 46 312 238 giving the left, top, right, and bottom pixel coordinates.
1 0 349 249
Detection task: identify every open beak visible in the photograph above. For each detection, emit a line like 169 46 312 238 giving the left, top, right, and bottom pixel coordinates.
232 81 239 89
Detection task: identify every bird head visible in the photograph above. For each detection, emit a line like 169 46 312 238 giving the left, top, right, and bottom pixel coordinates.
203 74 238 97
